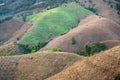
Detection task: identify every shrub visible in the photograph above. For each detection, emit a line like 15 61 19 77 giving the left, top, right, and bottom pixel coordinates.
115 74 120 80
52 48 62 52
18 41 47 53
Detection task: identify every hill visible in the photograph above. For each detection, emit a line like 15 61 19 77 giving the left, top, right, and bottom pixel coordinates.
78 0 120 23
0 52 83 80
41 15 120 53
19 3 94 44
0 19 24 45
46 46 120 80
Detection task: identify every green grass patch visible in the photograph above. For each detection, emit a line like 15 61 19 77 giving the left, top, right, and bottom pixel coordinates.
19 2 95 44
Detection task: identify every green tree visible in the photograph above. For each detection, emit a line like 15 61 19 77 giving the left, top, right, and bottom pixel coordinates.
84 43 91 56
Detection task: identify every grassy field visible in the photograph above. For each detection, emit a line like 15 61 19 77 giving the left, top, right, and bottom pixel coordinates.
19 3 95 44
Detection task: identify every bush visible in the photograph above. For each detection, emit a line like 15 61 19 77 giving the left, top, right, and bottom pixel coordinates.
71 37 76 45
84 43 91 56
115 74 120 80
52 48 62 52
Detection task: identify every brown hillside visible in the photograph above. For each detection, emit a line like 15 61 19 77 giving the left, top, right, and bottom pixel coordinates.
0 52 83 80
102 40 120 49
0 19 24 45
46 46 120 80
6 23 33 43
79 0 120 23
41 15 120 53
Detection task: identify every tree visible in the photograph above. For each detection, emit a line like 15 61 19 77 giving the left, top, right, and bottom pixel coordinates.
115 74 120 80
84 43 91 56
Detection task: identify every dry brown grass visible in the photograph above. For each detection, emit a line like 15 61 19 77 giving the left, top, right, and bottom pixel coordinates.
46 46 120 80
0 56 21 80
14 52 83 80
0 19 24 45
0 52 83 80
41 15 120 53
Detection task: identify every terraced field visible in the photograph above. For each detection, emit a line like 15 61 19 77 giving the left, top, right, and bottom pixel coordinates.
19 3 94 44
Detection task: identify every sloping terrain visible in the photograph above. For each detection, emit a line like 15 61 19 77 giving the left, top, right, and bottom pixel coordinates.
46 46 120 80
7 23 33 43
19 2 94 44
0 19 24 45
41 15 120 53
0 52 83 80
78 0 120 23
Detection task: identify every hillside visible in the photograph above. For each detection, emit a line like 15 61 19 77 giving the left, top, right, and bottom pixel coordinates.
0 45 120 80
6 23 33 43
78 0 120 23
46 46 120 80
19 3 94 44
41 15 120 53
0 19 24 45
102 40 120 49
0 52 84 80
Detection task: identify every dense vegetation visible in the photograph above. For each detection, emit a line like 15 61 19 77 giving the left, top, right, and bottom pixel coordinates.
19 41 47 53
77 42 106 56
19 2 94 45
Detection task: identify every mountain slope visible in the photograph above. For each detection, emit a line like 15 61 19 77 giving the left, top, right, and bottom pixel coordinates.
19 3 94 44
46 46 120 80
0 19 24 45
41 15 120 53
